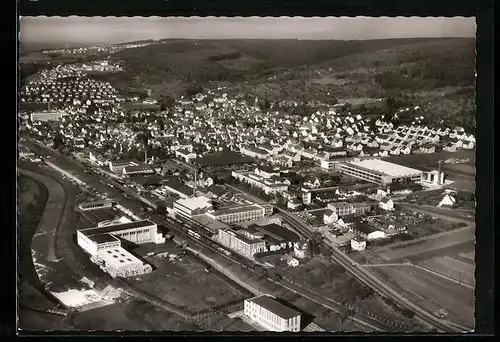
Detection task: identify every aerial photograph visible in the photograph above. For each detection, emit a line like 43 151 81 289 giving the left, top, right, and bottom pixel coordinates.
18 16 476 333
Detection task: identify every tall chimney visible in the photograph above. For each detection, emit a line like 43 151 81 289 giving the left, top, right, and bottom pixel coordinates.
193 169 197 197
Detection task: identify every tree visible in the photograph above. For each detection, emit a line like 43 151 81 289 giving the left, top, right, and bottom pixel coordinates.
53 132 65 149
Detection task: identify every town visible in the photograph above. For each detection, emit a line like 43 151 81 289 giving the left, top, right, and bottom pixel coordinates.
18 20 477 333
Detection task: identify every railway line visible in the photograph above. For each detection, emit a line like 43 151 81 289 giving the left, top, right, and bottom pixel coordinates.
276 206 470 332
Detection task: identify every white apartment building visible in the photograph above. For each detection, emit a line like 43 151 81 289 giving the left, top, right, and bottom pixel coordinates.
244 295 301 332
217 228 266 258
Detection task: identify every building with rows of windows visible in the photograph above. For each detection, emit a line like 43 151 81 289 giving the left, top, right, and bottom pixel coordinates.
207 204 265 224
244 294 301 332
217 228 266 258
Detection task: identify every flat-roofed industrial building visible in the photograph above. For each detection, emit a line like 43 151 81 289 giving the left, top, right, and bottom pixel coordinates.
172 196 214 218
207 204 265 224
78 199 114 211
244 294 301 332
78 219 165 247
76 221 161 278
217 228 266 258
339 159 423 185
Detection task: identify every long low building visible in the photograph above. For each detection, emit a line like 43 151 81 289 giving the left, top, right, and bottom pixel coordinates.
244 294 301 332
339 159 423 185
30 110 68 122
78 199 114 211
207 204 265 224
78 220 165 245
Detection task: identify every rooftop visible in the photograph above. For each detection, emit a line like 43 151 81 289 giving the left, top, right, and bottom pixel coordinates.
247 295 301 320
175 196 213 211
213 204 263 216
355 222 378 234
79 219 156 236
164 180 195 197
255 223 300 242
97 246 143 268
347 159 422 177
193 150 254 166
191 214 230 232
87 233 120 244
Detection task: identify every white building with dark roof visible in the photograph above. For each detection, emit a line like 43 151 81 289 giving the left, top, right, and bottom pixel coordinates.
244 294 301 332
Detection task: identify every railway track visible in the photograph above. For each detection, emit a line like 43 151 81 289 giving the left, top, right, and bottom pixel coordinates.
278 208 469 332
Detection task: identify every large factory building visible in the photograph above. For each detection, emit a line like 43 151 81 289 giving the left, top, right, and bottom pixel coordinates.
77 220 165 278
339 159 423 186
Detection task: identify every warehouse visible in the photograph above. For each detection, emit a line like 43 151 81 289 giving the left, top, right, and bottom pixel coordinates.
173 196 214 218
217 228 266 258
78 199 114 211
339 159 423 185
207 204 265 224
76 226 155 278
254 223 301 249
162 180 195 199
244 294 301 332
78 219 166 245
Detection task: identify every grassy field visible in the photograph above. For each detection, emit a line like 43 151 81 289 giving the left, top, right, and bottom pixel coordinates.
284 256 425 330
420 254 475 287
373 265 475 329
384 150 475 168
378 226 475 261
132 252 248 312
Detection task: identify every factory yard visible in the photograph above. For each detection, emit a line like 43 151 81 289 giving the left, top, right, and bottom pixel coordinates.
131 250 249 312
372 265 475 329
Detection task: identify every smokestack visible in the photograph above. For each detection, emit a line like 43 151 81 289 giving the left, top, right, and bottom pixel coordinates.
193 169 197 197
438 161 442 185
144 148 147 163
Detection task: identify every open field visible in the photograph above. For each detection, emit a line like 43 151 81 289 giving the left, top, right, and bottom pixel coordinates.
378 225 475 261
132 252 248 312
67 299 203 331
420 255 475 287
373 265 474 329
384 150 475 168
441 163 476 177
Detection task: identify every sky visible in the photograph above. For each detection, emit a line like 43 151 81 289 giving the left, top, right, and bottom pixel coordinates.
20 16 476 50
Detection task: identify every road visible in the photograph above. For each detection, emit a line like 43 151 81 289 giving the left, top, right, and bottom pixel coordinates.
25 140 397 331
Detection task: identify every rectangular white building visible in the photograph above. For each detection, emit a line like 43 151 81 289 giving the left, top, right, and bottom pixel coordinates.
208 204 265 224
76 231 152 278
244 295 301 332
217 228 266 258
339 159 423 185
